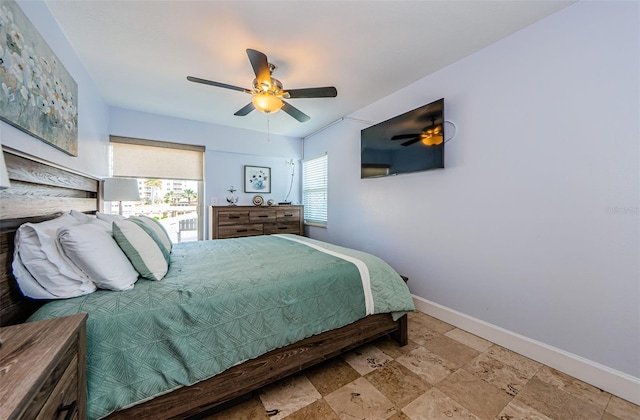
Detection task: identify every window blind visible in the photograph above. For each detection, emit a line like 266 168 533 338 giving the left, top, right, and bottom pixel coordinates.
110 136 204 180
302 154 328 226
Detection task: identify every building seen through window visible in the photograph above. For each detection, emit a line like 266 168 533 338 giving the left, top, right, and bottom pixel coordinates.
112 178 200 243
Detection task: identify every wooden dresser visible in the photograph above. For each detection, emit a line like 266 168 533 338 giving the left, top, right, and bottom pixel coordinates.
0 313 87 419
210 205 304 239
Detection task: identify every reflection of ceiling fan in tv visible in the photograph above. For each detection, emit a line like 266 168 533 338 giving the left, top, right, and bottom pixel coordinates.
391 117 443 146
187 49 337 122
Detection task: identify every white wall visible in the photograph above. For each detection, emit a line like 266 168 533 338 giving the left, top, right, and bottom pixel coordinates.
304 1 639 380
0 1 110 177
110 107 303 236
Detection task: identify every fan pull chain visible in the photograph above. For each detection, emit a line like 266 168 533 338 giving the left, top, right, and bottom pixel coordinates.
267 114 271 142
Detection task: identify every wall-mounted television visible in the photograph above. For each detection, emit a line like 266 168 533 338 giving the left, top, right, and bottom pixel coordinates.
361 98 444 178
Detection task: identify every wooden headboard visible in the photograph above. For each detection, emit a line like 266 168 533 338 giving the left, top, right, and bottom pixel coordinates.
0 148 101 326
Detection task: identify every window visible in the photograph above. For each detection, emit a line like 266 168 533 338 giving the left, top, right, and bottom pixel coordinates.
110 136 205 242
302 154 328 226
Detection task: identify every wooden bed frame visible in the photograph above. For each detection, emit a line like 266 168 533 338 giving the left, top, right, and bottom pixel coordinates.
0 148 408 419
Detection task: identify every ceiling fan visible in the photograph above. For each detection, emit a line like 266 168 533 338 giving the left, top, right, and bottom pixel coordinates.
391 117 444 146
187 49 337 123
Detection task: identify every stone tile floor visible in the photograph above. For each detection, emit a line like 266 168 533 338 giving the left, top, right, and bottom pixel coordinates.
206 311 640 419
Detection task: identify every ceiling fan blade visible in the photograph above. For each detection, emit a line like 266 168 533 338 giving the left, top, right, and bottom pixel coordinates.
391 134 420 140
187 76 251 93
401 137 421 147
285 87 338 99
281 101 310 122
246 49 271 86
234 103 255 116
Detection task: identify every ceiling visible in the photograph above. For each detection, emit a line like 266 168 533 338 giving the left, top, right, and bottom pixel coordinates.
45 1 574 139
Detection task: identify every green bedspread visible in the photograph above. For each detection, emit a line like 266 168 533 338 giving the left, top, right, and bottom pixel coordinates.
28 234 415 419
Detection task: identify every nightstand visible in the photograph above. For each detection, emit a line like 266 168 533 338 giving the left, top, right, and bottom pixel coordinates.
0 313 87 419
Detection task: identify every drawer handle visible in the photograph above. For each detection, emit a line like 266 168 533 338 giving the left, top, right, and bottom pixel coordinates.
236 229 248 232
257 215 269 218
278 227 288 230
229 216 241 219
58 401 77 420
283 214 293 217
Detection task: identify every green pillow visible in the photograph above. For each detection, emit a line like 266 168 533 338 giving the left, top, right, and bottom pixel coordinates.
130 215 173 252
113 220 169 281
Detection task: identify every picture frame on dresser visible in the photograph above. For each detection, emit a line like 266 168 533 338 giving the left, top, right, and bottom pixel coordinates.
244 165 271 193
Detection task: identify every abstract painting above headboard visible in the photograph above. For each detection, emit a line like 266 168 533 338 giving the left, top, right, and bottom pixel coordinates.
0 148 101 326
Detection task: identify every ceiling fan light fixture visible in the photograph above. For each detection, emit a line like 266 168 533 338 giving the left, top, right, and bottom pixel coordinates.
188 49 335 122
421 135 444 146
252 92 283 114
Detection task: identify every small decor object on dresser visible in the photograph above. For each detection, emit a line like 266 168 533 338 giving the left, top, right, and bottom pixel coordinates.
267 199 275 206
226 186 238 206
252 195 264 206
245 166 271 193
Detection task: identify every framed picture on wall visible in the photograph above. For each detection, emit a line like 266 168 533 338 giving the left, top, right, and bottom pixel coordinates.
0 0 79 156
244 165 271 193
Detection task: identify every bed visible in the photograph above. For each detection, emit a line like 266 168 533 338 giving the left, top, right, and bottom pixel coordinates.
0 148 415 419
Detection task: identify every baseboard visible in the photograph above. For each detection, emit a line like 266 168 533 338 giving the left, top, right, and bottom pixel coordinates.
412 295 640 406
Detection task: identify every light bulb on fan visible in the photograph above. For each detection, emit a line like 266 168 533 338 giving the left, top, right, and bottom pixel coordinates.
252 92 283 114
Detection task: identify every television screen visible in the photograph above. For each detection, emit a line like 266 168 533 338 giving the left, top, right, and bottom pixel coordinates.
361 98 444 178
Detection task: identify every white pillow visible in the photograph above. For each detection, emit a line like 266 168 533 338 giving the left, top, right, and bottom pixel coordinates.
14 214 96 298
70 210 111 232
112 220 169 281
12 249 58 299
88 218 112 232
130 215 173 252
96 212 126 224
58 223 139 291
69 209 95 223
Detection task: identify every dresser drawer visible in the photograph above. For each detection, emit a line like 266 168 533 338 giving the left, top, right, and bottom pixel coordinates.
219 224 264 238
264 223 301 235
218 211 249 225
276 208 300 221
250 209 276 223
